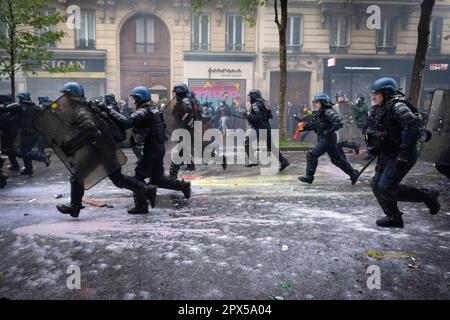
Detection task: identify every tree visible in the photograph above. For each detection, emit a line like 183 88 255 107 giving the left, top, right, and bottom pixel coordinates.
409 0 435 107
0 0 74 100
192 0 291 138
273 0 288 140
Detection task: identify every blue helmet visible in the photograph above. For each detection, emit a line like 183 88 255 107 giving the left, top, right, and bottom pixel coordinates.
247 89 262 102
61 82 85 98
130 86 151 101
38 96 50 104
335 91 345 98
371 77 399 95
17 91 31 102
173 83 189 97
312 93 331 104
0 94 13 105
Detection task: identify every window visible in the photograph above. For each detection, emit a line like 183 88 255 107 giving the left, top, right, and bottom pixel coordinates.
37 9 56 48
192 14 210 51
135 16 155 53
75 11 95 49
286 15 302 52
330 16 350 53
376 18 397 54
429 17 443 55
227 14 244 51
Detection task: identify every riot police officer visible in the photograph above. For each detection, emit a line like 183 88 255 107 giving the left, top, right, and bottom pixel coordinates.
99 86 191 214
244 89 290 171
56 82 157 218
366 77 440 228
298 94 359 184
0 94 19 172
0 92 51 175
168 84 202 177
104 93 120 113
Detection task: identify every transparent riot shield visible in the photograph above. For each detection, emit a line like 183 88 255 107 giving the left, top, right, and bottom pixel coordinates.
33 94 127 190
420 89 450 164
335 101 365 145
161 97 184 136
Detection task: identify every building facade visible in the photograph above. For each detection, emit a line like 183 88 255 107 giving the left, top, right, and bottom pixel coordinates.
258 0 450 109
1 0 450 110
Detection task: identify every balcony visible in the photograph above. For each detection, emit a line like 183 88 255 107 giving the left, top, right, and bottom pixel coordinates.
191 42 210 52
330 45 349 54
75 38 96 50
376 46 396 54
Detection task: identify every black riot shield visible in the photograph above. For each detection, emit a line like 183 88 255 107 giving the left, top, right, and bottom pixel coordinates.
420 89 450 165
334 101 365 145
33 94 127 190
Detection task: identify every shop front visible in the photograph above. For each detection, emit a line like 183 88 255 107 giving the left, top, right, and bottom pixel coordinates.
27 49 107 101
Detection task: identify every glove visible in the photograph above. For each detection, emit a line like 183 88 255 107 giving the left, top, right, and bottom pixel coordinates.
96 102 109 112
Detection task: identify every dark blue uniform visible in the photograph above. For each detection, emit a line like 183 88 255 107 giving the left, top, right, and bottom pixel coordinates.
300 106 358 183
0 100 49 174
106 101 191 213
244 98 289 170
367 98 440 227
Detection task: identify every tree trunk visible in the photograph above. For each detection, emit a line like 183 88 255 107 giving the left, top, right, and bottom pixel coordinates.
274 0 288 140
409 0 435 106
7 0 16 101
10 72 15 101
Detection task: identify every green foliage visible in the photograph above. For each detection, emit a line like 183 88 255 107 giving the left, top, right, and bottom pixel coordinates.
191 0 266 27
0 0 76 81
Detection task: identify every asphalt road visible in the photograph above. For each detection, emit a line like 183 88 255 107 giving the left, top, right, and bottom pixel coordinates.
0 149 449 299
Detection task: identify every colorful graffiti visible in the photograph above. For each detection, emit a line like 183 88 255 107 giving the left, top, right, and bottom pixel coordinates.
188 79 246 109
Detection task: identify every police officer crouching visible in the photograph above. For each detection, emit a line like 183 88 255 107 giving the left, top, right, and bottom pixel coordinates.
366 77 440 228
244 89 290 171
298 94 359 184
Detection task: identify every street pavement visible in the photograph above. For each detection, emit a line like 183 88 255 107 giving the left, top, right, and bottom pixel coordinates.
0 148 449 300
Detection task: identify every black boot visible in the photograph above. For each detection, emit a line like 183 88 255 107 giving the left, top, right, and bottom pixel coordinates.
128 193 149 214
7 164 19 172
180 180 191 199
186 163 196 171
20 168 33 176
57 203 82 218
145 184 157 208
376 214 404 228
43 152 51 167
298 176 314 184
279 154 290 172
169 162 181 178
424 189 440 215
0 173 8 188
221 155 227 171
350 170 359 185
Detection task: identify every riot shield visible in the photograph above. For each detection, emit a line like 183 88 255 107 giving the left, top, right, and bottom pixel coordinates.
420 89 450 164
161 97 184 136
334 101 365 145
33 94 127 190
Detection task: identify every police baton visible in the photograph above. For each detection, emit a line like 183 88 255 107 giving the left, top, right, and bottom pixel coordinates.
354 155 377 182
228 112 245 120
